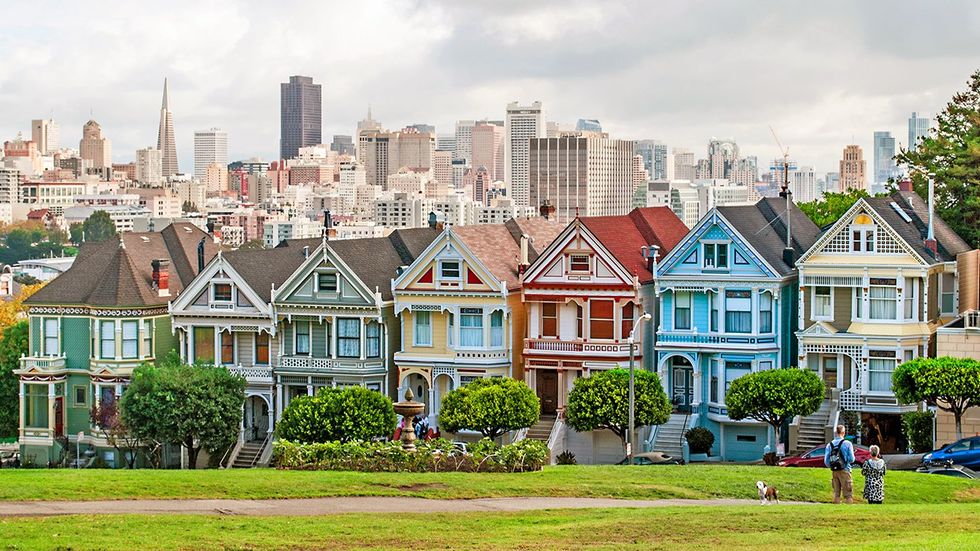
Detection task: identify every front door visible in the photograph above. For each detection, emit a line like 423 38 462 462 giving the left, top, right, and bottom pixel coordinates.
672 366 694 413
537 370 558 415
822 356 838 396
54 397 64 437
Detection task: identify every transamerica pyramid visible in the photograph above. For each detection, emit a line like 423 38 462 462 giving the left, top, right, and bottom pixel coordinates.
157 77 178 177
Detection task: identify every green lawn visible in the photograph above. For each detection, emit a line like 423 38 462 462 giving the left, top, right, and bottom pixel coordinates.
0 465 977 504
1 504 978 550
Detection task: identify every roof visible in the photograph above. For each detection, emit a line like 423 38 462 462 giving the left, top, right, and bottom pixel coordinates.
863 191 971 263
27 223 221 307
329 228 440 301
716 198 822 276
453 217 563 288
222 244 315 303
580 207 688 282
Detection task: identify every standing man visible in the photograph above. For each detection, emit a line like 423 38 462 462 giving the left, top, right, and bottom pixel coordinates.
824 424 855 504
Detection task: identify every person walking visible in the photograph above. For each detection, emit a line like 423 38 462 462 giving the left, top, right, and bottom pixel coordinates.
861 445 886 504
824 424 855 504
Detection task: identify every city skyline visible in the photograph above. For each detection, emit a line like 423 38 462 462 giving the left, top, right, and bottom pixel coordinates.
0 1 977 174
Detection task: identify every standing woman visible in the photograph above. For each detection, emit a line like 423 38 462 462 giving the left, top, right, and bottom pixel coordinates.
861 445 886 504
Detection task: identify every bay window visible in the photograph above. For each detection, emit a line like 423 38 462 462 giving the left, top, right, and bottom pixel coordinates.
904 278 917 320
337 318 360 358
447 312 455 346
759 293 773 333
868 357 896 392
869 281 897 320
576 304 584 339
709 292 719 332
100 320 116 359
725 290 752 333
674 292 692 330
25 384 48 428
295 322 310 355
143 319 153 357
460 308 484 347
43 318 59 356
490 311 504 347
414 311 432 346
122 321 139 359
813 287 832 319
590 300 614 340
366 321 381 358
541 303 558 338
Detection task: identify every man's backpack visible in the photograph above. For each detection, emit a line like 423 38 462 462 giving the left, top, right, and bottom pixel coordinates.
828 440 846 471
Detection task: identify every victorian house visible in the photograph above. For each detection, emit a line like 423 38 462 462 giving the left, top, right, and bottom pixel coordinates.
653 198 820 460
17 223 219 467
795 186 972 453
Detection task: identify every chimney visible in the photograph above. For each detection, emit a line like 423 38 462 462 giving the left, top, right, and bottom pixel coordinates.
151 259 170 297
303 245 310 258
898 178 914 192
206 220 215 234
197 237 206 274
641 245 660 274
539 200 556 220
428 211 446 231
518 235 530 273
925 175 937 257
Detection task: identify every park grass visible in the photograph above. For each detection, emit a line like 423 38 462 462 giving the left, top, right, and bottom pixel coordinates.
0 464 977 504
1 504 979 550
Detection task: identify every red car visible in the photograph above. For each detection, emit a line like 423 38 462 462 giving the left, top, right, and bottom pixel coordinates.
778 444 872 467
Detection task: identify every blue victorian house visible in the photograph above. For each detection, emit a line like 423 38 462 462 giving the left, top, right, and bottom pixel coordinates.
652 198 821 460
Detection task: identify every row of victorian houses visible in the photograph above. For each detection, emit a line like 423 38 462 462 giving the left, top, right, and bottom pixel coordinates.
16 182 980 466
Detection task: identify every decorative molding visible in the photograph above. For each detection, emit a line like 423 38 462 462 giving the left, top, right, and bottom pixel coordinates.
28 306 169 317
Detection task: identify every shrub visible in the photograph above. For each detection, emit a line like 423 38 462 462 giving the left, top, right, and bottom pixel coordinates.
438 378 539 440
685 427 715 455
276 386 396 444
894 357 980 440
555 450 577 465
902 411 935 453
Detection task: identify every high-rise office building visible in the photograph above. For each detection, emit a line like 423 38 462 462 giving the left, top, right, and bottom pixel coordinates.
707 138 739 179
769 158 818 202
454 120 475 163
505 101 545 207
436 134 456 153
908 112 931 152
135 147 162 185
193 128 228 180
79 120 111 169
873 131 899 186
157 78 178 177
31 119 59 155
575 119 602 133
839 144 866 192
471 121 505 181
635 140 669 180
331 135 355 156
433 150 454 188
673 148 696 181
358 128 435 188
280 75 322 160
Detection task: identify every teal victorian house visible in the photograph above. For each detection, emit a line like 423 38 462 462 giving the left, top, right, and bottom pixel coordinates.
652 198 820 460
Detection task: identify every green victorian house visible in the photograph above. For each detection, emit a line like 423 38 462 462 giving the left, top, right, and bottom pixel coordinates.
17 223 219 467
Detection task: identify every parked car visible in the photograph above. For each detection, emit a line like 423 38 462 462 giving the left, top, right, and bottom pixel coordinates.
922 436 980 470
916 461 978 479
618 452 682 465
778 444 872 467
0 451 19 468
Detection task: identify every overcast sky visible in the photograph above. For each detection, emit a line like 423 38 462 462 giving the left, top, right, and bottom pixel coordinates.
2 1 978 175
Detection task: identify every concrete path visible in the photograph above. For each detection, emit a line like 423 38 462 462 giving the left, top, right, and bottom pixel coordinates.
0 497 806 517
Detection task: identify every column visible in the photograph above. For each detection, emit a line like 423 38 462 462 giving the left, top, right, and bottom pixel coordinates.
275 383 283 421
47 382 56 435
427 386 437 426
359 318 366 360
18 381 25 436
557 370 565 410
691 370 702 410
328 316 336 358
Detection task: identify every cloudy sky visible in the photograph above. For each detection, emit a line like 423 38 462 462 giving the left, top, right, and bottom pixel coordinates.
2 1 978 175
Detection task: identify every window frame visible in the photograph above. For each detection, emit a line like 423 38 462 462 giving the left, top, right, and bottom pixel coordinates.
294 321 311 356
143 319 153 358
759 292 773 334
317 273 338 294
121 320 139 360
541 303 559 338
568 253 590 273
702 241 730 270
254 332 270 365
220 331 235 365
100 320 116 360
868 356 897 393
589 299 615 341
336 318 361 358
490 311 504 347
211 282 233 303
459 308 485 348
413 311 432 347
439 260 461 281
43 317 59 357
812 286 833 321
366 321 381 358
868 281 898 321
724 290 752 334
674 291 692 330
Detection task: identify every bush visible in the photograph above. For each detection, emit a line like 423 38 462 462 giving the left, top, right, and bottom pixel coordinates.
438 378 539 440
276 386 396 444
555 450 577 465
685 427 715 455
902 411 935 453
273 438 550 473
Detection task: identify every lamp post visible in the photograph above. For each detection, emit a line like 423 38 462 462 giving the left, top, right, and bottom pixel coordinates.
627 312 653 466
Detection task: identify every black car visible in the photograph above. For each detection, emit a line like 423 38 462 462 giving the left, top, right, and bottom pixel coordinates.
916 460 977 479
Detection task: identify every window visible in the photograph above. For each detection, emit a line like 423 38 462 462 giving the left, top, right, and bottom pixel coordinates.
43 318 59 356
710 360 720 403
904 278 917 320
460 308 484 347
490 311 504 347
710 293 719 332
73 385 87 407
674 292 691 330
337 318 360 358
569 254 590 273
725 290 752 333
576 304 584 339
295 322 311 355
448 312 455 346
813 287 832 319
143 320 153 357
759 293 773 333
366 322 381 358
414 311 432 346
440 261 461 280
193 327 214 364
703 243 729 269
725 361 752 394
940 272 955 314
590 300 615 340
869 282 898 320
255 333 270 365
212 283 232 302
221 331 234 364
541 303 558 338
122 321 139 359
100 320 116 359
25 384 48 428
869 357 896 392
854 288 864 318
317 273 338 293
622 302 635 340
851 226 875 252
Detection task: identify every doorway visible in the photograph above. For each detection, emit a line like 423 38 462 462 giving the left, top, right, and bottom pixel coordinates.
54 396 64 437
670 357 694 412
537 370 558 415
244 396 270 442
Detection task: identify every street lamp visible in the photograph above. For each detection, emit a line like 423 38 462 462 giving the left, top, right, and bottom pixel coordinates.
627 312 652 466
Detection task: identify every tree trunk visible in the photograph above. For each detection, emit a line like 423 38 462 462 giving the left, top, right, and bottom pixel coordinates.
185 438 199 469
955 411 963 441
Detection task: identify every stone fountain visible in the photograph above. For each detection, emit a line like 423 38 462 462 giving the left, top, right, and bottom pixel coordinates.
393 388 426 451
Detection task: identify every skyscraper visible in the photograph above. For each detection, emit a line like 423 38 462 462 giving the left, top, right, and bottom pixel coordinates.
31 119 59 155
873 131 898 186
575 119 602 133
157 78 178 177
193 128 228 180
79 120 111 169
839 144 866 192
908 112 931 152
280 75 322 160
673 148 696 181
331 135 355 156
471 121 505 181
505 101 545 207
136 147 162 185
454 120 475 163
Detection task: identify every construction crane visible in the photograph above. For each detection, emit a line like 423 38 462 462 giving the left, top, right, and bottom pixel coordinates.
768 126 794 256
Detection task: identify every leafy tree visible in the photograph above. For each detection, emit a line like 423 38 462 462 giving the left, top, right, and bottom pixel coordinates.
182 201 198 213
798 189 870 228
565 369 671 455
894 357 980 440
0 283 45 332
90 396 141 468
69 223 84 245
276 386 396 444
0 321 28 438
119 353 246 468
897 70 980 247
13 274 40 286
438 378 539 440
726 368 824 460
80 210 118 243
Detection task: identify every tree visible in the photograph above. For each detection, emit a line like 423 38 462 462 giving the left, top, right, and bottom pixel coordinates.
276 386 396 444
438 378 539 440
80 211 117 243
12 274 40 286
90 396 141 468
798 189 870 228
182 201 198 213
119 354 246 468
726 368 824 461
69 223 84 245
893 357 980 441
0 321 28 438
897 70 980 247
0 283 45 332
565 369 671 455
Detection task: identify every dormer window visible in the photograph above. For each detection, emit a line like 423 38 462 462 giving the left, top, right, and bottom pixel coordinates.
440 260 461 280
569 254 590 273
850 214 876 252
703 242 729 270
317 273 338 293
212 283 232 302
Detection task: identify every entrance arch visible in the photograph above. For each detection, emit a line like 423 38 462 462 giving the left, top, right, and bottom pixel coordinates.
661 355 695 413
243 395 271 442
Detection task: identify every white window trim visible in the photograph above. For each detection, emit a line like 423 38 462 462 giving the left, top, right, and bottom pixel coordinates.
458 308 486 349
294 321 311 356
865 352 901 395
811 286 834 322
316 272 339 295
702 240 731 271
673 291 693 331
413 311 433 347
850 225 876 253
210 281 234 304
42 317 61 357
568 253 591 274
438 260 462 282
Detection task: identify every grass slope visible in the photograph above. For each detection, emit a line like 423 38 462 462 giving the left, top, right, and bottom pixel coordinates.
1 504 979 550
0 465 977 504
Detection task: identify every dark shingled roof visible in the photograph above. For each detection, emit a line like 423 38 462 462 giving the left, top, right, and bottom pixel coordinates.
222 244 315 303
716 198 822 276
863 191 971 263
28 222 221 307
329 228 440 301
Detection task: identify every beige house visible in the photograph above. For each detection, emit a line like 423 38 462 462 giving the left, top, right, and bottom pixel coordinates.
935 249 980 444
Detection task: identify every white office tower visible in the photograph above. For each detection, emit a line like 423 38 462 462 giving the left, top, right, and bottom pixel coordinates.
31 119 60 155
135 147 163 185
505 101 545 207
908 112 932 152
194 128 228 180
454 120 475 163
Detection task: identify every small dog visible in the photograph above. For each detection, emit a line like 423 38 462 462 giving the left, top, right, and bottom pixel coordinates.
756 480 779 504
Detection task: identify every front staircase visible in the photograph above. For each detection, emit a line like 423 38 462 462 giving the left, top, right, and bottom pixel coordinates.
527 414 557 442
651 413 689 459
231 440 266 468
796 400 834 453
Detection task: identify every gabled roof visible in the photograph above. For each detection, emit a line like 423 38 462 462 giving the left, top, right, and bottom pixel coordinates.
863 191 971 263
27 222 220 307
221 244 316 303
453 217 563 288
328 228 440 301
579 206 688 282
716 198 822 276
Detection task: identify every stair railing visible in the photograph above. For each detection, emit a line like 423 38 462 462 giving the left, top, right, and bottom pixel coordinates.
250 432 272 468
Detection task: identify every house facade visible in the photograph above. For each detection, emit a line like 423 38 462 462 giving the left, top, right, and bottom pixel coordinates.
654 198 820 460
